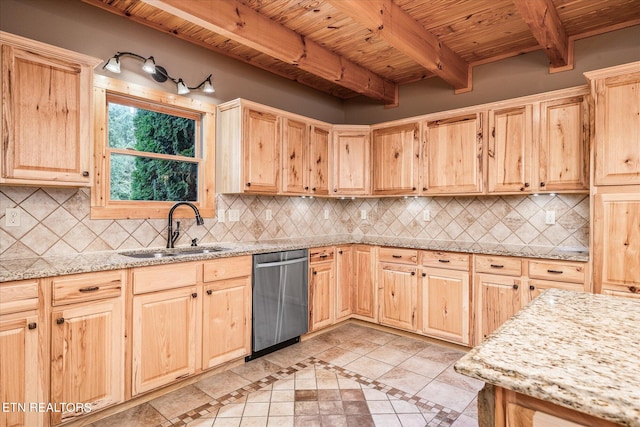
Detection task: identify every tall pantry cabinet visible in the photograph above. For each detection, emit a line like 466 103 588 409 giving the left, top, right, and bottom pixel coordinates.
586 62 640 299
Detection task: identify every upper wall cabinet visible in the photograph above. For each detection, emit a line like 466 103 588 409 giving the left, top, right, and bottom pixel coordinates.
422 113 484 195
372 122 420 195
282 119 330 196
0 32 100 187
585 63 640 186
331 125 371 196
217 99 281 194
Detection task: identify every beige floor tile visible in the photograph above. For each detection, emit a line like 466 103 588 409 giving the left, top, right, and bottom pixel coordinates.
462 397 479 419
267 415 294 427
239 417 267 427
366 400 395 414
217 403 247 418
213 417 241 427
318 400 344 414
186 417 215 427
246 390 272 403
263 344 309 367
294 415 322 426
295 367 316 379
337 338 381 355
360 329 398 346
243 402 270 417
315 347 361 367
362 387 389 401
91 403 167 427
416 380 477 413
385 336 429 354
195 370 252 398
269 402 295 416
451 414 480 427
295 401 320 416
271 389 295 402
389 399 420 414
366 346 413 366
317 378 340 389
295 378 317 389
398 354 449 378
321 414 348 427
149 385 213 420
397 413 428 427
377 367 431 395
344 356 394 379
273 379 295 390
231 358 284 382
345 414 376 427
296 337 335 355
371 413 402 427
415 344 465 364
342 401 369 415
436 365 485 393
338 378 363 389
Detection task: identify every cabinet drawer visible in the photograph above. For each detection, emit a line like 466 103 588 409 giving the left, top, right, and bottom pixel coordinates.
309 247 335 263
0 280 39 315
421 251 470 271
601 284 640 299
528 260 586 283
52 271 124 306
379 247 418 264
133 262 200 294
203 256 252 282
475 256 522 276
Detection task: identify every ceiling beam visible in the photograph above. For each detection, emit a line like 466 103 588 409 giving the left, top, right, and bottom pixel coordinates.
141 0 398 104
327 0 470 92
513 0 570 69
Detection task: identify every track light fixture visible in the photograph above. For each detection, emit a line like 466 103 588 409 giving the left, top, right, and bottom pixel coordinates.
102 52 215 95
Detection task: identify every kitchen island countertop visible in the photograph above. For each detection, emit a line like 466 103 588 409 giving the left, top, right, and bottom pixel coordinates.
0 235 588 282
454 289 640 426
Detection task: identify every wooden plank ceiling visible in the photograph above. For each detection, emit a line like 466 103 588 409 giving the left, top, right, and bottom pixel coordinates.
83 0 640 105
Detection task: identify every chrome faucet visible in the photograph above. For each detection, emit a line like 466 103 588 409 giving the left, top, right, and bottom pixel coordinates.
167 202 204 248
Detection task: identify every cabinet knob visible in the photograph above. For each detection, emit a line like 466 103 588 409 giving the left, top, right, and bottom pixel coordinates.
312 187 316 191
519 187 525 192
56 318 65 325
192 292 198 298
333 188 338 192
246 182 251 187
412 187 416 191
28 322 37 330
629 286 638 293
512 284 519 290
540 181 546 187
82 171 89 177
422 187 427 191
524 182 530 188
411 271 416 276
313 271 317 275
206 289 213 295
422 272 426 277
338 250 343 254
529 285 535 291
304 186 309 190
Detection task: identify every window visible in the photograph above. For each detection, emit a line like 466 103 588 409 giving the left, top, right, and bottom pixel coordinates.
92 76 215 219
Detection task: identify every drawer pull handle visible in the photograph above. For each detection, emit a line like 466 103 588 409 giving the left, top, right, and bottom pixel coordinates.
547 269 563 274
512 284 519 290
206 289 213 295
319 254 329 258
438 259 450 263
392 255 402 259
28 322 37 330
79 286 100 292
490 264 504 269
56 318 65 325
175 373 190 380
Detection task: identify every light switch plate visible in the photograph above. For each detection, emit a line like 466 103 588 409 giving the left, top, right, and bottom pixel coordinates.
545 210 556 225
265 209 272 221
360 209 367 220
324 208 330 220
228 209 240 222
423 209 430 221
217 209 225 223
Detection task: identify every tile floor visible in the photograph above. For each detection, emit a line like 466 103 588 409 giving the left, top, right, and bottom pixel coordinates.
90 323 482 427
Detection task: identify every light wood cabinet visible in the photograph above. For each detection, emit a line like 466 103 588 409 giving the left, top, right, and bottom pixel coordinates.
1 279 44 427
331 126 371 195
488 105 534 193
538 96 590 191
0 32 100 187
593 187 640 297
352 244 377 321
585 63 640 186
378 259 418 331
132 286 198 395
309 247 336 332
309 125 331 196
335 245 353 321
372 122 420 195
217 99 281 194
49 270 125 425
474 273 522 344
420 251 471 345
422 113 484 194
281 120 330 196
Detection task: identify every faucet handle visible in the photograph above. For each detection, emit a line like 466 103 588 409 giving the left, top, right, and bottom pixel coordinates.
191 238 198 247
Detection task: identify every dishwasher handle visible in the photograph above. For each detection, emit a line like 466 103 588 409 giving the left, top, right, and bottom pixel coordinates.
255 257 308 268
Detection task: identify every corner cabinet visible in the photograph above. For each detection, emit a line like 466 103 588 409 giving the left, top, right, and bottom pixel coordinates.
0 32 101 187
331 126 371 196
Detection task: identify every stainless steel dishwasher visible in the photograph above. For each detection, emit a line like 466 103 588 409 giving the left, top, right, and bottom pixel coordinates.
247 249 308 361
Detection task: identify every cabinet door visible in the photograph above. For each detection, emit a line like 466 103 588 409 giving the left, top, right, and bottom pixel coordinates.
378 263 418 331
132 287 198 395
309 261 335 331
332 129 370 195
474 273 522 344
421 268 470 345
539 96 589 191
202 276 251 369
335 246 353 321
353 245 376 321
1 44 95 186
51 300 123 424
593 189 640 293
488 106 533 193
243 108 280 193
593 71 640 185
310 125 330 196
423 114 483 194
281 118 309 194
1 314 42 427
525 279 584 304
372 123 420 195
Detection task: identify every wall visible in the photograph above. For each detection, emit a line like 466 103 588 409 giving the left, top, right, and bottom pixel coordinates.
0 186 588 259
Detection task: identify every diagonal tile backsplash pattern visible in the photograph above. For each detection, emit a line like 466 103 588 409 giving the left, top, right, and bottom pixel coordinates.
0 186 589 260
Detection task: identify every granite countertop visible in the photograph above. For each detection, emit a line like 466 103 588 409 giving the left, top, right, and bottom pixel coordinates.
454 289 640 426
0 235 588 282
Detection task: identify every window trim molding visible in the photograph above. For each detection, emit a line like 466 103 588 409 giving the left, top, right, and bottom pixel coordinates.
91 75 215 219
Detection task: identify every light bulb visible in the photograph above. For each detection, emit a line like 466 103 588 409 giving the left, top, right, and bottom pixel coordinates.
142 56 156 73
104 56 121 73
176 79 190 95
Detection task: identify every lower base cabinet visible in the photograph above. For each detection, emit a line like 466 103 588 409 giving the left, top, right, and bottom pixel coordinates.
309 247 336 332
352 245 377 321
378 262 418 331
474 273 522 344
335 245 353 321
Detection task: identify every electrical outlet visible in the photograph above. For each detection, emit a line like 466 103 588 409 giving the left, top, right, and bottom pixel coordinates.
228 209 240 222
217 209 225 223
265 209 272 221
423 209 430 221
324 208 330 220
545 210 556 225
5 208 20 227
360 209 367 220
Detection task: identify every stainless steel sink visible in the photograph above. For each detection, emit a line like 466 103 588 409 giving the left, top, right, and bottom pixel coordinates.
119 247 228 259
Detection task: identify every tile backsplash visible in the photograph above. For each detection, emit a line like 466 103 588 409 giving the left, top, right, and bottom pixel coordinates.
0 186 589 260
